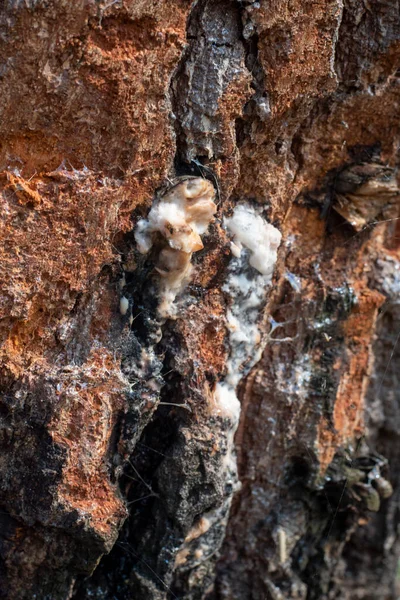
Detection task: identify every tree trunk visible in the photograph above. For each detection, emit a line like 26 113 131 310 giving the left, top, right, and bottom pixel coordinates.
0 1 399 599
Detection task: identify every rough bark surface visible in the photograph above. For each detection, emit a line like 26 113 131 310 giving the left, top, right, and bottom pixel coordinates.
0 1 399 599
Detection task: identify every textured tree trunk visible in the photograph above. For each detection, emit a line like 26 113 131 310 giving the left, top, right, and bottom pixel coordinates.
0 1 399 599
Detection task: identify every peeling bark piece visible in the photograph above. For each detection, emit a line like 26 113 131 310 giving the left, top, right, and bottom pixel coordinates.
334 163 399 230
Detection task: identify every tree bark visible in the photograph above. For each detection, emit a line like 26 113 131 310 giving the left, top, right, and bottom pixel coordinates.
0 1 399 599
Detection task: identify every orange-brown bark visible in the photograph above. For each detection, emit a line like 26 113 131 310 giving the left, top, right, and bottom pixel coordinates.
0 1 399 599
